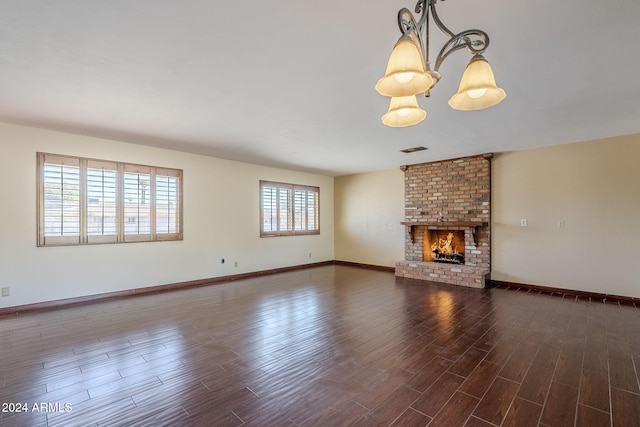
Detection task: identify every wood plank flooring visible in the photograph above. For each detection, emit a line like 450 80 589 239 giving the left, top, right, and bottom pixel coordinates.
1 265 639 426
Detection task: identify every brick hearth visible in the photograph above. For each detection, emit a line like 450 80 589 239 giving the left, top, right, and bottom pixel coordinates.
395 154 491 288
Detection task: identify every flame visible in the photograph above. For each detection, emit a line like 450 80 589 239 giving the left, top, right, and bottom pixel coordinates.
432 232 456 254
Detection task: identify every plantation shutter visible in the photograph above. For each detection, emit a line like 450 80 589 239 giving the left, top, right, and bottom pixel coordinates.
123 164 152 242
261 181 294 236
39 154 81 246
155 168 182 240
261 184 278 235
278 185 293 233
86 160 118 244
306 188 319 231
293 189 307 231
293 186 319 234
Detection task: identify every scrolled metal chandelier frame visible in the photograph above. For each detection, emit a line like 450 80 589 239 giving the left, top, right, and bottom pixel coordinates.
375 0 506 127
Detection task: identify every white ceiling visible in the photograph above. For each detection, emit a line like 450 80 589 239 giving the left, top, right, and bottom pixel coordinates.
1 0 639 176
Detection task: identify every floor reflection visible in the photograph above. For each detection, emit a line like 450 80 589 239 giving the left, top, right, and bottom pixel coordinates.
1 266 638 426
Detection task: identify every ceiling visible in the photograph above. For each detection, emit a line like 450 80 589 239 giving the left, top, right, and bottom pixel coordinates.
1 0 639 176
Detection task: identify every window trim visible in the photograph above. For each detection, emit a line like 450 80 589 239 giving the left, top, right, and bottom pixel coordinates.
259 180 320 237
37 152 183 246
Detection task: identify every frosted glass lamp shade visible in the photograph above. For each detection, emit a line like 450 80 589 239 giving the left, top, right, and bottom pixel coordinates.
381 95 427 127
375 36 433 97
448 54 506 111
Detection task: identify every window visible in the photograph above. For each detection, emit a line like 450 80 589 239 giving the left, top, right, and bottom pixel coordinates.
37 153 182 246
260 180 319 237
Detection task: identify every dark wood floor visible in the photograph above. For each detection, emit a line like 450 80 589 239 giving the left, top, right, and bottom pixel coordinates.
1 265 639 426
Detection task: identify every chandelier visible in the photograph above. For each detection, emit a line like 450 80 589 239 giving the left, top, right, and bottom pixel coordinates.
375 0 506 127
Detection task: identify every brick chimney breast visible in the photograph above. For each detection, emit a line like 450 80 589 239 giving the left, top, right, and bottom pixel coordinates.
396 154 491 288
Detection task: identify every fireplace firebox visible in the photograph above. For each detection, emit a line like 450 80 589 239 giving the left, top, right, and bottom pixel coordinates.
424 230 465 264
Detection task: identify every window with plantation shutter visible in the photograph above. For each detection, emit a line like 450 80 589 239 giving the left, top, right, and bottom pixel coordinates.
37 153 183 246
260 180 319 237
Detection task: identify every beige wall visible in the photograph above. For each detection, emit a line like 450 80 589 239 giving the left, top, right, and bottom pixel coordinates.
2 121 637 307
334 169 405 267
492 134 640 298
334 134 640 298
0 122 334 308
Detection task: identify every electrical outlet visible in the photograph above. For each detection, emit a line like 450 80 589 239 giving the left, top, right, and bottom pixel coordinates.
234 261 238 267
308 252 312 258
520 218 528 227
1 287 9 297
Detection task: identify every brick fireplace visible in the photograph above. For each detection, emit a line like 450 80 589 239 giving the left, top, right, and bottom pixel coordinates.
395 154 491 288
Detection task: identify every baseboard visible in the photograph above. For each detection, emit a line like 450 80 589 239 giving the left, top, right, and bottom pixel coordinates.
489 279 639 306
333 260 396 273
0 260 335 317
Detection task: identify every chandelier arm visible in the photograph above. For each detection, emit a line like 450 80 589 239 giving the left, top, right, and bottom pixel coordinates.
397 8 419 38
428 0 456 39
433 29 489 72
414 0 429 69
397 0 491 77
397 3 431 71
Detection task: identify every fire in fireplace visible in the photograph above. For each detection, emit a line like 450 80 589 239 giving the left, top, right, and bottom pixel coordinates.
424 230 465 264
